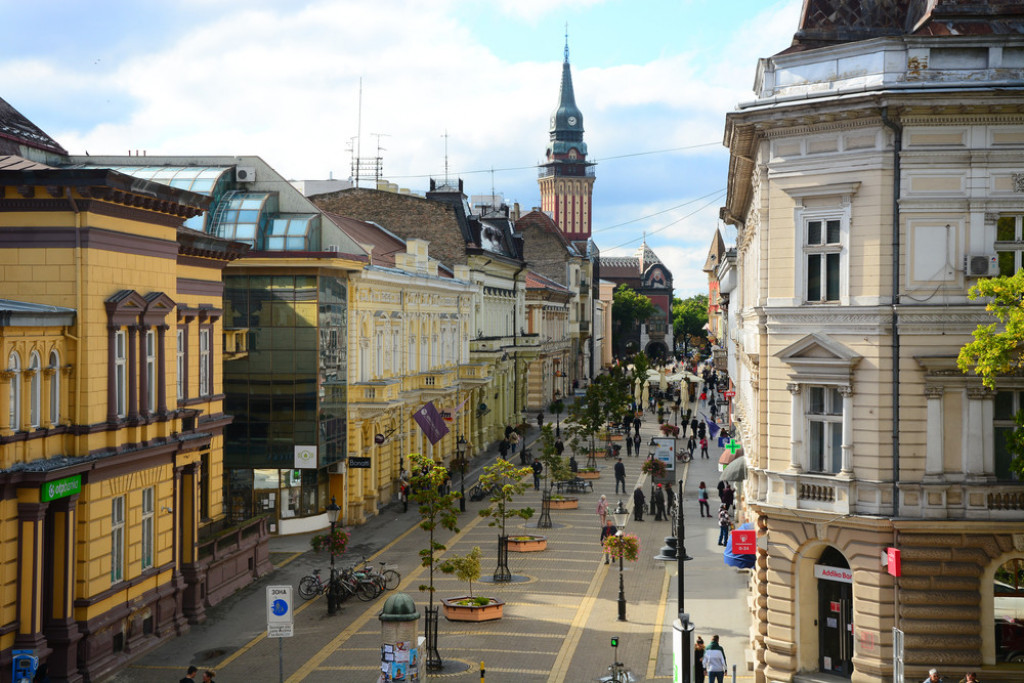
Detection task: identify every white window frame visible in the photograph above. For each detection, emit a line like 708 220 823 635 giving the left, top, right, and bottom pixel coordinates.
8 351 20 430
806 385 844 474
176 329 184 401
146 329 156 411
48 350 60 426
28 351 40 429
996 214 1024 277
199 327 210 396
115 330 127 418
111 496 125 583
803 215 844 303
783 182 858 307
994 389 1023 481
141 487 154 570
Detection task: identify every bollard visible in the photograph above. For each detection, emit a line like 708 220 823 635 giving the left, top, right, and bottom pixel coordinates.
480 659 485 682
732 663 737 683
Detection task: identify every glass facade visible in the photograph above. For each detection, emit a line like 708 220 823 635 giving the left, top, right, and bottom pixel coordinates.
223 273 347 522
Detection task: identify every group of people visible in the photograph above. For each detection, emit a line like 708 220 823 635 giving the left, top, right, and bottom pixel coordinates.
923 669 981 683
694 634 728 683
180 666 215 682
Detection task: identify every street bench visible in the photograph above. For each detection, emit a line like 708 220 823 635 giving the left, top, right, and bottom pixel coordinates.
555 478 594 494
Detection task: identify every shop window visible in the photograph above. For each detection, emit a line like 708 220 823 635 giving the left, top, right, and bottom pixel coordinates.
141 487 154 570
111 496 125 583
994 557 1024 663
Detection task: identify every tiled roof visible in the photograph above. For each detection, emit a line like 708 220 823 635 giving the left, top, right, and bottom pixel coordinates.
526 270 570 292
0 155 52 171
324 212 405 269
0 96 67 156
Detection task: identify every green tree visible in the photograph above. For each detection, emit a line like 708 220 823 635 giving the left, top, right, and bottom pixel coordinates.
408 453 462 609
957 270 1024 475
612 284 656 357
478 459 534 581
672 294 709 359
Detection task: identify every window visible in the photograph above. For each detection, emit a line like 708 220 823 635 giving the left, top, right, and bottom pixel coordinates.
176 329 184 401
146 329 156 411
141 487 154 570
28 352 40 429
8 351 20 430
111 496 125 583
996 215 1023 276
115 331 127 418
408 336 416 373
994 390 1023 481
805 218 842 302
392 331 401 374
376 331 384 377
807 386 843 473
49 351 60 425
199 327 210 396
994 557 1024 663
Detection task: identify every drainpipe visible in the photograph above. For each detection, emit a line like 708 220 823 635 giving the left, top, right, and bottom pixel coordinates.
66 188 84 434
880 106 902 518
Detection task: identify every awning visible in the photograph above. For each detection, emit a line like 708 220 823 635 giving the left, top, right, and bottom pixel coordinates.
719 446 743 466
719 455 746 482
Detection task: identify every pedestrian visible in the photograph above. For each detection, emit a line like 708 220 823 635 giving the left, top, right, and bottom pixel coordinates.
554 438 564 456
694 637 706 683
700 436 709 459
653 484 666 521
699 390 707 405
665 482 676 516
509 430 520 454
614 458 627 494
697 421 706 439
957 672 978 683
625 434 633 456
703 635 727 683
569 455 578 473
633 487 645 521
710 401 718 420
632 432 641 457
717 479 726 502
923 669 943 683
597 494 609 526
400 482 409 513
202 672 216 683
537 411 544 428
690 417 699 438
180 666 199 683
600 520 618 564
717 504 731 546
633 416 641 436
531 458 543 490
688 435 697 459
721 482 734 510
498 437 510 460
698 481 710 517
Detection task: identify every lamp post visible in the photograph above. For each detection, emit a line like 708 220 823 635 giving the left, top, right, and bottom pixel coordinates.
613 500 629 622
655 478 694 682
456 435 467 513
325 496 341 615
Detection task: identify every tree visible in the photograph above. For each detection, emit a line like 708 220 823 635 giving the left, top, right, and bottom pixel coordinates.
612 284 656 357
957 270 1024 475
477 459 534 581
672 294 709 359
408 453 462 608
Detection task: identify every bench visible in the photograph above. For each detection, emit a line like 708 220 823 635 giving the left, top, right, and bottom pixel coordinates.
554 478 594 494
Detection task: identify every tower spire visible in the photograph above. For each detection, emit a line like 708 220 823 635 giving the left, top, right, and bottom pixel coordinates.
564 22 569 63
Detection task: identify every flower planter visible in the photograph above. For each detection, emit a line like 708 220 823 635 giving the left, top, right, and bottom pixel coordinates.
507 535 547 552
576 470 601 480
441 596 505 622
590 450 607 459
547 497 578 510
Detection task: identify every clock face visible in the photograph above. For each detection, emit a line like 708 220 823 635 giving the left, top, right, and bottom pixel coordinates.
568 116 578 126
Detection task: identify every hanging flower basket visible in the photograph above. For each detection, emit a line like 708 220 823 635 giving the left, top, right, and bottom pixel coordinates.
641 458 667 479
660 424 680 438
603 533 641 562
310 527 350 555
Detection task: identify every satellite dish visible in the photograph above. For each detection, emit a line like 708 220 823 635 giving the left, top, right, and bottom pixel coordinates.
374 433 386 444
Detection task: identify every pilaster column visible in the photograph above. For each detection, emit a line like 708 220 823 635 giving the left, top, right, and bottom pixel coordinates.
924 386 945 479
965 387 990 478
20 365 35 431
42 366 56 428
838 385 854 476
787 383 803 472
127 324 139 421
15 501 50 654
0 369 14 435
157 324 168 414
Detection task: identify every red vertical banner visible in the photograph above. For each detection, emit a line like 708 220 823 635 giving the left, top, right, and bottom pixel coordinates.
886 547 901 577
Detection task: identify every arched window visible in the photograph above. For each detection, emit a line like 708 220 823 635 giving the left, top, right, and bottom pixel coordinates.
28 351 41 428
49 350 60 426
8 351 21 430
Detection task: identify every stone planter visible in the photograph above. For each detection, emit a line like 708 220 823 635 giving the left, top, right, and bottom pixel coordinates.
440 597 505 622
547 497 578 510
576 470 601 480
590 450 607 459
507 535 547 552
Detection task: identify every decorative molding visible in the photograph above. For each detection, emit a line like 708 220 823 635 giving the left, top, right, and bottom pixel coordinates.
924 386 944 398
1013 173 1024 194
787 383 801 395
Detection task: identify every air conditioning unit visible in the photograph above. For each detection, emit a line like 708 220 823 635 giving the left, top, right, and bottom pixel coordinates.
328 461 346 475
235 166 257 183
965 254 999 277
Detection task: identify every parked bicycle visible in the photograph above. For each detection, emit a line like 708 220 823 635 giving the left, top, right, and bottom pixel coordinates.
356 557 401 595
297 567 377 602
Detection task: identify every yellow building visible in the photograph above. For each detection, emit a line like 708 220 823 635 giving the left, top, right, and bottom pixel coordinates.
0 167 255 682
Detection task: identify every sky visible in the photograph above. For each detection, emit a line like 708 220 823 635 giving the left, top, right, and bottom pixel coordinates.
1 0 803 297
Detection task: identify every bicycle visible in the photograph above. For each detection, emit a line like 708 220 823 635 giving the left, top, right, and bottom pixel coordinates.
358 558 401 593
602 660 634 683
298 569 328 600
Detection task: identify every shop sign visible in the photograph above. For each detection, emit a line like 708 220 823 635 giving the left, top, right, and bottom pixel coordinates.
886 547 901 577
731 529 756 554
348 457 372 469
814 564 853 584
41 474 82 502
294 445 317 469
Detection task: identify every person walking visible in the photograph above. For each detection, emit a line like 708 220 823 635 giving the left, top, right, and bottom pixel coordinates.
665 482 676 516
554 438 564 456
600 520 618 564
690 417 699 438
721 482 735 511
633 416 642 436
698 481 710 518
569 455 578 473
653 484 666 521
633 487 645 521
700 436 709 459
614 458 627 494
531 458 543 491
597 494 609 526
498 437 510 460
625 434 633 457
632 432 642 457
703 634 727 683
180 666 199 683
694 637 706 683
688 434 697 459
923 669 943 683
537 411 544 428
717 504 731 546
509 430 520 455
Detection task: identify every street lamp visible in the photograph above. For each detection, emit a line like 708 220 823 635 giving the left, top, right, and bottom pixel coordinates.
325 496 342 615
655 478 695 683
613 500 629 622
456 435 467 513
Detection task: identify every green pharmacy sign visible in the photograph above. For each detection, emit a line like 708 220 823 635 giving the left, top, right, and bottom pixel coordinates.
41 474 82 502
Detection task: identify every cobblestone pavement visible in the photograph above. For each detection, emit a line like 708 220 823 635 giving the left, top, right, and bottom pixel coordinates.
105 379 752 682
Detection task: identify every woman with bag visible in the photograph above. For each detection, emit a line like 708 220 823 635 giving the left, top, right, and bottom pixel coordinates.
698 481 710 518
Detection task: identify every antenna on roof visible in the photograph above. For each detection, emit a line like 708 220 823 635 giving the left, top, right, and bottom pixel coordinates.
442 129 450 184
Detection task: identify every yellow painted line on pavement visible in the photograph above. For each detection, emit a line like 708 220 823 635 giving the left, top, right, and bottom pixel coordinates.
285 514 487 682
215 516 424 672
272 551 303 569
648 567 673 680
546 560 610 683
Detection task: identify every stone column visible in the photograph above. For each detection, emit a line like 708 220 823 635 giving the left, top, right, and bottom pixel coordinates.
20 364 35 431
127 324 139 421
42 366 56 428
787 383 803 472
0 369 14 435
839 385 854 476
965 387 988 478
924 386 944 479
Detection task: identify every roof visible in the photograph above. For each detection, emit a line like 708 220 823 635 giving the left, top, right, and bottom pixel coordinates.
0 155 53 171
0 299 76 327
0 96 67 157
526 270 571 292
704 229 727 273
515 210 580 256
325 212 406 269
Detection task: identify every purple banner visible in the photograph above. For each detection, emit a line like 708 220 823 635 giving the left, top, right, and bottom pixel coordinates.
414 401 450 445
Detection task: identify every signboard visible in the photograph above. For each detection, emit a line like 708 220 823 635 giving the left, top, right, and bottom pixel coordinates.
886 547 901 577
814 564 853 584
731 529 756 554
266 585 294 638
650 437 676 472
722 390 736 398
41 475 82 502
294 445 317 470
348 457 372 469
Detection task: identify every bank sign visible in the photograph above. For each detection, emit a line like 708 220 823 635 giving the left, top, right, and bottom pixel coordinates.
41 475 82 502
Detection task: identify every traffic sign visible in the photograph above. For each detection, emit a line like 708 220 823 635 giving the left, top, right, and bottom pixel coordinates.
722 390 736 398
267 585 294 638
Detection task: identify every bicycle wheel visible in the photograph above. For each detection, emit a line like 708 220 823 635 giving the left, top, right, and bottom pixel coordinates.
381 569 400 591
356 579 379 601
297 575 318 600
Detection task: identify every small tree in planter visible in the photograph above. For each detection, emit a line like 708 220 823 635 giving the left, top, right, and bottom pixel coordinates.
408 452 462 670
660 423 680 438
477 459 534 581
438 546 505 621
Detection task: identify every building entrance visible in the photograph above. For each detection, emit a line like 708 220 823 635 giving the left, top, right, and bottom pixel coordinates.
815 547 853 677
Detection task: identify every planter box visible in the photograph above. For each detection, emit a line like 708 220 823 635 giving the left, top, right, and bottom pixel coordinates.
441 597 505 622
576 471 601 480
547 498 579 510
507 536 547 552
590 450 607 459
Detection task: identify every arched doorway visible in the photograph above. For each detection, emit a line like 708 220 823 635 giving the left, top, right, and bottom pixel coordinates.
816 546 854 677
645 341 668 363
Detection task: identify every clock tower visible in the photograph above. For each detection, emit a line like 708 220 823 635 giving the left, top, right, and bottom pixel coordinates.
539 38 595 240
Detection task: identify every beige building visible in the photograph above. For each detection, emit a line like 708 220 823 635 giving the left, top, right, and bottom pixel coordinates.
721 3 1024 682
523 270 573 410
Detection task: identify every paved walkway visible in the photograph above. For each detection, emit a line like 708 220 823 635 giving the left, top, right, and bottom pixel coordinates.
105 381 752 682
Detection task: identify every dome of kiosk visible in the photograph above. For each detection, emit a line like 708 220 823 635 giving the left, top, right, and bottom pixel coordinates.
379 593 419 622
